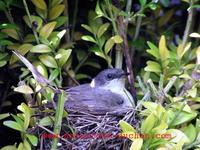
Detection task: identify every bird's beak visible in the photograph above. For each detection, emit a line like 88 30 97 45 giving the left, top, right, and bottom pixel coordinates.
118 72 130 78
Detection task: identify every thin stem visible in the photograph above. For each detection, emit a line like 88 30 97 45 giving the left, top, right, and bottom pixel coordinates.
51 90 66 150
22 0 40 44
64 70 80 85
136 76 146 93
4 9 23 42
63 0 70 43
71 0 78 41
117 16 136 105
147 79 158 97
125 0 132 31
125 0 132 17
134 16 142 40
182 0 194 47
164 76 177 93
74 52 91 73
106 0 118 35
105 0 122 68
159 74 164 90
131 16 142 58
115 45 123 68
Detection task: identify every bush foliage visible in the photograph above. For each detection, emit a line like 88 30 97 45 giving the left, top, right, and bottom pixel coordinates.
0 0 199 149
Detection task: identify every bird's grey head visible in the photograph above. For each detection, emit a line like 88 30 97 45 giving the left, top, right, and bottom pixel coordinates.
90 68 128 88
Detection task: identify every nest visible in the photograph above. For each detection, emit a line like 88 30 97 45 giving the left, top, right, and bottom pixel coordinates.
37 108 137 150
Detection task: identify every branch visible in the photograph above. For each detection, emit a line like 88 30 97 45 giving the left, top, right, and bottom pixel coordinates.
182 0 194 47
22 0 40 44
117 16 136 105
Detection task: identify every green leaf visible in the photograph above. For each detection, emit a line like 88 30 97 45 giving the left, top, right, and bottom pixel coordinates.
39 54 58 68
183 124 196 143
0 23 19 30
0 52 8 60
55 16 67 28
0 145 17 150
112 35 123 43
168 110 197 126
39 22 57 39
0 32 6 39
152 120 168 133
81 35 96 43
3 121 23 131
187 88 197 98
84 61 101 69
139 0 147 6
33 61 48 79
94 51 106 59
142 102 158 111
75 73 91 80
26 134 38 146
17 103 31 130
159 35 169 60
23 140 32 150
81 24 93 33
49 4 65 20
36 8 47 19
177 42 191 59
49 69 59 81
30 44 52 53
39 116 54 126
104 38 114 54
10 44 33 64
49 30 66 48
147 41 159 59
23 15 43 31
0 40 13 46
24 34 35 43
97 23 110 38
119 120 136 133
166 129 189 143
31 0 47 10
11 114 24 128
141 113 156 133
0 113 10 120
148 3 157 10
0 60 7 67
1 29 19 40
95 1 104 17
0 1 6 11
130 138 143 150
14 85 34 94
146 49 159 59
50 0 63 7
144 61 161 73
55 49 72 67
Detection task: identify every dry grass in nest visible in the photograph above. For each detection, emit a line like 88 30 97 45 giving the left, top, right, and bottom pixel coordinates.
37 108 137 150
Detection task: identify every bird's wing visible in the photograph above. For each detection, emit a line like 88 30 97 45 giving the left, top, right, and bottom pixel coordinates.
65 85 126 113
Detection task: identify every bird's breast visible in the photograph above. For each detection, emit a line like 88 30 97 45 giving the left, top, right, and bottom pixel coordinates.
109 88 133 107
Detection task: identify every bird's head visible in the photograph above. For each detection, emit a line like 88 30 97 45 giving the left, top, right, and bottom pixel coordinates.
90 68 129 89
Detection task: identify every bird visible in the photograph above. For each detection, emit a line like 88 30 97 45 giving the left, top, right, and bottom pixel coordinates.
65 68 134 113
12 51 134 114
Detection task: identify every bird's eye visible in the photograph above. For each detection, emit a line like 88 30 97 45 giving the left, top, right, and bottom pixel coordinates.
107 73 113 79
